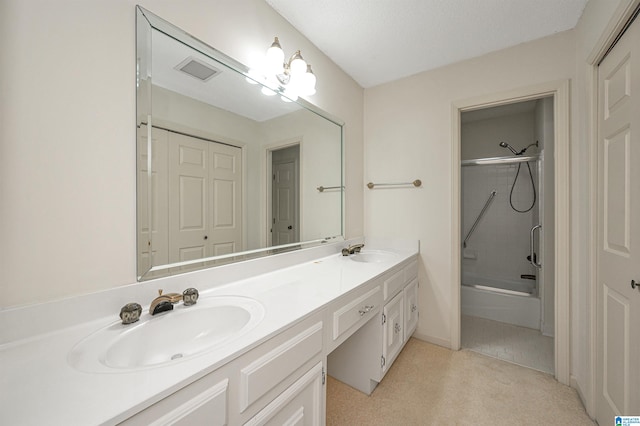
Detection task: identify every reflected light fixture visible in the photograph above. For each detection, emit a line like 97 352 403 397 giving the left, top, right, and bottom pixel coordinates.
249 37 317 101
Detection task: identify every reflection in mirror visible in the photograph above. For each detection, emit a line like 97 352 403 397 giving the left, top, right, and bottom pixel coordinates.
136 7 344 281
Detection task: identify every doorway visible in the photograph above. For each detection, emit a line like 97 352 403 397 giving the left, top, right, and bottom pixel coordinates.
451 80 571 385
459 97 555 374
269 144 300 246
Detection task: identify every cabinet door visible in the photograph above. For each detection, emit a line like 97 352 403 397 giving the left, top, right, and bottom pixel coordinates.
382 292 404 374
244 362 324 426
404 278 419 339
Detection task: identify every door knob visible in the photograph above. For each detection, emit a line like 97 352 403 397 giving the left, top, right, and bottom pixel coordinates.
288 225 293 229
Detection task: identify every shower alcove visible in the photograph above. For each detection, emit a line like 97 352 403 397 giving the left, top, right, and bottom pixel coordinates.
459 97 555 374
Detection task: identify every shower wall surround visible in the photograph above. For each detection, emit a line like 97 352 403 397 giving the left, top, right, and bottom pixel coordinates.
462 163 538 290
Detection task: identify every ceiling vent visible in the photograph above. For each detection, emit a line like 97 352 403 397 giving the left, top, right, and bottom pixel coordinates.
175 57 220 82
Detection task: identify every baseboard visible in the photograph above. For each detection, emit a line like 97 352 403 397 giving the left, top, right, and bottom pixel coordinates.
571 375 595 419
411 331 451 349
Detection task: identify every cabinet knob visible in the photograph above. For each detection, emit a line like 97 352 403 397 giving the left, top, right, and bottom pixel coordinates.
358 305 374 316
394 323 401 334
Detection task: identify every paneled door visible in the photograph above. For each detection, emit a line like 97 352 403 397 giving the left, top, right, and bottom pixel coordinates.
209 142 242 257
168 132 209 263
272 160 296 245
596 13 640 424
271 145 300 246
168 132 242 264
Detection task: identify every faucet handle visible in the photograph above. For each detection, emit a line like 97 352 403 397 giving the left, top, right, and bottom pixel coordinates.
183 288 199 306
120 302 142 325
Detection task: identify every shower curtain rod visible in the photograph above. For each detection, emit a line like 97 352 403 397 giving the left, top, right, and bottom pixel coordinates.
461 154 540 167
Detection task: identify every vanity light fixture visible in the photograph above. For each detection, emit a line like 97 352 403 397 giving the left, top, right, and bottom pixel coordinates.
248 37 317 101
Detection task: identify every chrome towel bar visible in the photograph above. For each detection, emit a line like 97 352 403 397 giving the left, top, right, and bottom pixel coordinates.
366 179 422 189
316 185 344 192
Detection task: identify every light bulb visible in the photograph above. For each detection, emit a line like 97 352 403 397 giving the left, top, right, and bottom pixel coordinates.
289 51 307 76
299 64 316 96
266 37 284 74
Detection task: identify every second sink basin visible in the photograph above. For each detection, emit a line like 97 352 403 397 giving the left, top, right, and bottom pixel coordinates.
68 296 265 373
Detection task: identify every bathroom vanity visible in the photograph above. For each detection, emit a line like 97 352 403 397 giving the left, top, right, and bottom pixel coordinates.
0 238 418 425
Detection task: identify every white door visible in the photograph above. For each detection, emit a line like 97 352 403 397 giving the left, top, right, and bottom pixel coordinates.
270 145 300 247
382 292 404 374
168 132 209 263
209 143 242 257
273 160 296 245
168 132 243 265
404 278 419 337
596 14 640 423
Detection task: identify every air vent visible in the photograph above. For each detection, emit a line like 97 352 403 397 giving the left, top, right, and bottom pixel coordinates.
175 57 220 82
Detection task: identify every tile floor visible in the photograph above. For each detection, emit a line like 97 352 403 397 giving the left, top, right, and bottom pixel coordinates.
461 315 554 374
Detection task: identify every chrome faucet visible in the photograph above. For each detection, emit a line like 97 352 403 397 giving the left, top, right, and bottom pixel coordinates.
149 288 199 315
342 243 364 256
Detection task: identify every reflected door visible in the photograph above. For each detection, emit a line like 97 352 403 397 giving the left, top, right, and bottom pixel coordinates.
272 145 300 246
167 131 242 264
596 14 640 423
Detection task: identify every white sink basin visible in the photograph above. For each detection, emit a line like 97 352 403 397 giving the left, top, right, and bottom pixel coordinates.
349 250 399 263
68 296 264 372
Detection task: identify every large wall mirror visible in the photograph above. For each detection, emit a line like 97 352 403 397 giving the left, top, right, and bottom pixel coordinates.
136 7 344 280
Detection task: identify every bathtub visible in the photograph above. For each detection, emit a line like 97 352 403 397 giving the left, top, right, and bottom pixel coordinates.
461 274 541 330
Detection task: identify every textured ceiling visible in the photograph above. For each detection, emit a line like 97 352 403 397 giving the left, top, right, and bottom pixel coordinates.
265 0 589 88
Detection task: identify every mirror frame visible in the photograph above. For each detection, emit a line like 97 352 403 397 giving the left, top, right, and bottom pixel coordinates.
136 6 345 281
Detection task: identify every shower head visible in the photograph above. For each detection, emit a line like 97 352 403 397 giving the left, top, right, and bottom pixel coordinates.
499 142 519 155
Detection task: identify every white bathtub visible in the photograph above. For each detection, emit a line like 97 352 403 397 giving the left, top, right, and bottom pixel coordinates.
461 275 541 330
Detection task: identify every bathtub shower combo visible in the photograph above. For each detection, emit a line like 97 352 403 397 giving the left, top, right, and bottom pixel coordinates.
461 141 546 330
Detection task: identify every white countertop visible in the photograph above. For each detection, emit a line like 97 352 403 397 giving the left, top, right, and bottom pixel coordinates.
0 238 418 425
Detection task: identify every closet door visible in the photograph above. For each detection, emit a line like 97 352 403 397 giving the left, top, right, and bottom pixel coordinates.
596 13 640 423
208 143 242 256
168 132 209 263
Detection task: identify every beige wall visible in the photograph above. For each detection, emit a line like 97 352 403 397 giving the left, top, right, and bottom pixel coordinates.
461 111 536 160
0 0 364 308
364 29 576 347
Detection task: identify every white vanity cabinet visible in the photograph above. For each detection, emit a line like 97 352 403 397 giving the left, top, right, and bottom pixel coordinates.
380 259 418 373
121 311 326 426
327 257 419 395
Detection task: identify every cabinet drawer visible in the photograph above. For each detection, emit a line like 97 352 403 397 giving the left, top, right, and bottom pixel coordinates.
383 269 404 301
240 321 323 413
332 286 381 340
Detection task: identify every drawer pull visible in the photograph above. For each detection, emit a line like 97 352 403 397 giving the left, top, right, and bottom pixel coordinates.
358 305 375 316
